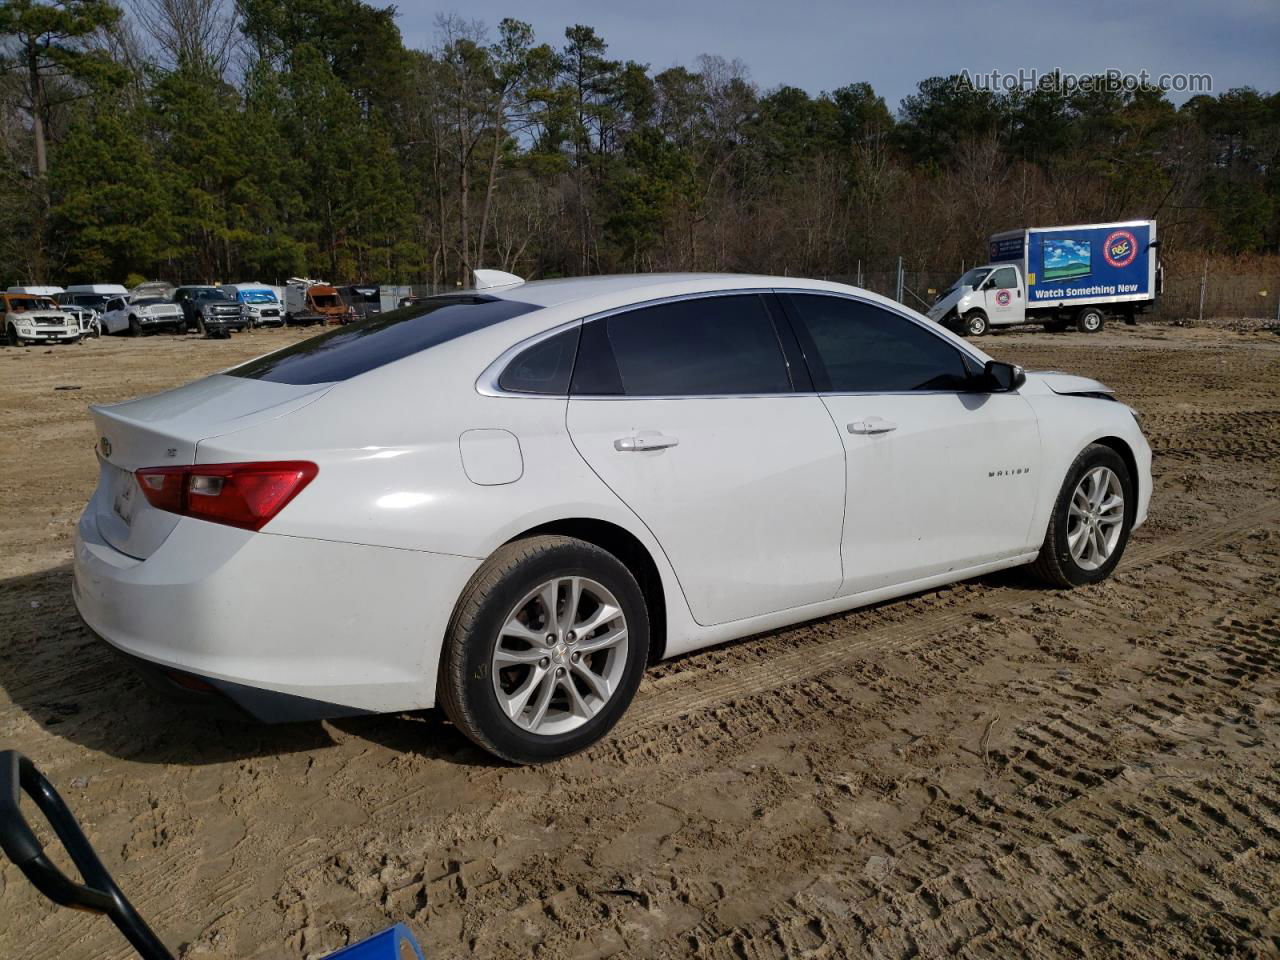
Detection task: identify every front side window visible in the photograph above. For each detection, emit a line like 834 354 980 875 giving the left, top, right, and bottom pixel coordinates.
988 267 1018 289
571 294 792 397
784 294 973 393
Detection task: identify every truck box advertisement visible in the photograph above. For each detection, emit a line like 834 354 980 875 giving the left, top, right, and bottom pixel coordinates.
989 221 1155 306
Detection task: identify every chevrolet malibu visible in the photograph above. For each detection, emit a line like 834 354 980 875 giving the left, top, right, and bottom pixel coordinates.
73 272 1151 763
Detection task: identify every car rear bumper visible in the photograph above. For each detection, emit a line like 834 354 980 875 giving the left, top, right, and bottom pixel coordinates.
72 505 482 718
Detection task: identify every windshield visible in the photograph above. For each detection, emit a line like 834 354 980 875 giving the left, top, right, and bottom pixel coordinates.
134 297 167 307
7 297 47 312
69 294 111 309
194 288 230 301
954 268 991 289
349 288 379 303
241 290 276 303
311 294 341 308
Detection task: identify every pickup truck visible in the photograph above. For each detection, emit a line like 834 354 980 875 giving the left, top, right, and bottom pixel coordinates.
100 295 185 335
172 286 246 338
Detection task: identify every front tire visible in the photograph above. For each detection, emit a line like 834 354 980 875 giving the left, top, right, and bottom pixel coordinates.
438 535 650 764
962 310 989 337
129 315 142 337
1031 444 1134 588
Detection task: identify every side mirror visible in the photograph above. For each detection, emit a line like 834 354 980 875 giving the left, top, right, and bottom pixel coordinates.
982 360 1026 392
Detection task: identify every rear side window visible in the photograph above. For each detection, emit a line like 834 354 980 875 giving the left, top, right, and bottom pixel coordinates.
230 296 539 385
498 326 581 395
571 294 792 397
784 294 972 392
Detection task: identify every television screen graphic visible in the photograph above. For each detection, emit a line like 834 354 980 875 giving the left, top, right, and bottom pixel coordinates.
1042 237 1092 280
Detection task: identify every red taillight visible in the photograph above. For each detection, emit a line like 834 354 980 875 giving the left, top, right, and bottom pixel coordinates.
134 461 317 531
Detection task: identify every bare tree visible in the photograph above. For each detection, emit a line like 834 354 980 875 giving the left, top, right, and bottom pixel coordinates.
129 0 237 75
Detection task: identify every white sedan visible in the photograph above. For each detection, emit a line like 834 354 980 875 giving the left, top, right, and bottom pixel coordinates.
73 272 1151 762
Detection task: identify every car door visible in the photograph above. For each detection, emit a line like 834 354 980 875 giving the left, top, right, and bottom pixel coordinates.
566 292 846 626
780 292 1041 596
982 265 1025 326
102 297 126 334
173 289 193 324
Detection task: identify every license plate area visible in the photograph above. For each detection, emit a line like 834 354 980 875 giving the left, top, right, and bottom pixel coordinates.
108 464 138 526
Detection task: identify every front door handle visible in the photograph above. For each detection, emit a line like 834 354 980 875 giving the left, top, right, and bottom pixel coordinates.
614 433 679 452
847 417 898 435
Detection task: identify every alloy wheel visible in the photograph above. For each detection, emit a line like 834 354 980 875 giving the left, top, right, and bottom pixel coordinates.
1067 465 1125 570
491 576 628 736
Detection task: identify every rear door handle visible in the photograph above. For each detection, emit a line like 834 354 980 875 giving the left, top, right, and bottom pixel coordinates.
847 417 897 435
614 433 679 452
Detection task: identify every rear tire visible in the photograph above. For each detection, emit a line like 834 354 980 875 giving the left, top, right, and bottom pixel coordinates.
1030 444 1135 588
438 535 649 764
1076 307 1105 333
962 310 989 337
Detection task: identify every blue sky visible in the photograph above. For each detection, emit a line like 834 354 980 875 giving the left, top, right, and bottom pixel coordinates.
393 0 1278 110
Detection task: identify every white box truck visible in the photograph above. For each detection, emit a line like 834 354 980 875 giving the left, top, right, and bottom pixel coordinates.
927 220 1161 336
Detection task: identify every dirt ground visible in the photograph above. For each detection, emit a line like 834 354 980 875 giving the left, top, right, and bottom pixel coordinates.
1 321 1278 959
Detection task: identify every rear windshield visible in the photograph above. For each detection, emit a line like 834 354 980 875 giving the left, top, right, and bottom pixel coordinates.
228 295 538 385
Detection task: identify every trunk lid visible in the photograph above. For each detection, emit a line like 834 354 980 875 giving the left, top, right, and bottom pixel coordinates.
91 374 331 558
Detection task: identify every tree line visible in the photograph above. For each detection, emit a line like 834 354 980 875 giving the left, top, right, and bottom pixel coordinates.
1 0 1277 290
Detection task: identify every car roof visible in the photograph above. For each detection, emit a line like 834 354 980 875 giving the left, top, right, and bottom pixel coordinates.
483 273 749 308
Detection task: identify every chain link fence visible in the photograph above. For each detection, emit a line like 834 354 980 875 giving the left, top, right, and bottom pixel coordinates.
824 258 1280 324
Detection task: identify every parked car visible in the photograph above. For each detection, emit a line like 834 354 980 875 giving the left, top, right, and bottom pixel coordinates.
222 283 286 328
172 286 245 337
73 272 1152 763
2 292 79 345
100 295 186 336
8 285 96 338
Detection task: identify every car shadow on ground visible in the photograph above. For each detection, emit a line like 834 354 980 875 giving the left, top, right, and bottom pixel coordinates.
1 559 1049 768
0 562 488 768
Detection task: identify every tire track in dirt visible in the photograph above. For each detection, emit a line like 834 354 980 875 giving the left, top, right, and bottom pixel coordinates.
616 503 1280 739
659 604 1280 959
